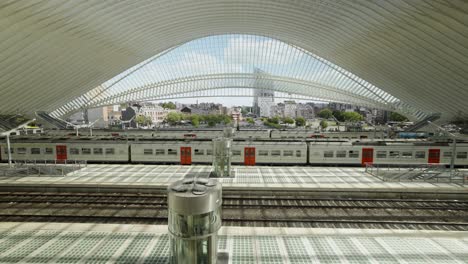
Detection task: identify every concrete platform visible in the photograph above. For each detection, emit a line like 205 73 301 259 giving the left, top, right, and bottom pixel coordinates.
0 222 466 263
0 164 467 199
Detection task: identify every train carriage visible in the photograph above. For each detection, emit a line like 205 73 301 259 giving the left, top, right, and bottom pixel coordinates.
232 141 308 165
2 135 468 167
308 141 468 166
130 140 213 164
0 138 129 163
271 130 385 140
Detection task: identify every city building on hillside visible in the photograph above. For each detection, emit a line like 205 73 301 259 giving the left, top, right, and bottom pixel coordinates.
140 103 173 125
296 103 315 119
121 106 138 128
271 103 285 117
180 107 192 114
252 68 275 117
253 89 274 117
284 100 297 118
68 106 120 128
184 102 224 115
329 102 354 111
229 106 243 122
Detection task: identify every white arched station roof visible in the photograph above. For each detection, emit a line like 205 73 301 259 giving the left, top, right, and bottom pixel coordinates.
0 1 467 122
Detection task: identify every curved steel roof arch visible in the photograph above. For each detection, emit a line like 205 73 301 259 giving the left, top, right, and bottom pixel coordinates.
90 74 392 109
0 1 466 122
52 34 415 118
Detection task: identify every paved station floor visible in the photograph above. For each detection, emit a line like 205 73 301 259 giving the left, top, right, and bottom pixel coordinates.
0 222 466 263
0 164 466 193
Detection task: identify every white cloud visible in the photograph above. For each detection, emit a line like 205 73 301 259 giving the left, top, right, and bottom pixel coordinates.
224 36 303 65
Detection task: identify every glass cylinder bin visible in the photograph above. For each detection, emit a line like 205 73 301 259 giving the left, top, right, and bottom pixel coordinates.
223 127 235 138
168 179 222 264
212 138 232 178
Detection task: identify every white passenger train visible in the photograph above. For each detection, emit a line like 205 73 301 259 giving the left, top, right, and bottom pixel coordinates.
1 137 467 167
44 128 384 140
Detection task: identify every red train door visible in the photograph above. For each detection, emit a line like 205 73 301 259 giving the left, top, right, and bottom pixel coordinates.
180 147 192 165
428 149 440 163
361 148 374 166
244 147 256 166
56 145 67 162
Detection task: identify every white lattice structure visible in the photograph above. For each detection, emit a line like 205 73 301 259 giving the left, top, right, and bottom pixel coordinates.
0 1 467 122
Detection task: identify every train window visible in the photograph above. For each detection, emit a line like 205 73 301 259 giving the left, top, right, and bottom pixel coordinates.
456 152 467 159
168 149 177 155
4 148 14 154
376 151 387 158
82 148 91 154
194 149 204 155
31 148 41 154
105 148 115 155
336 151 346 158
296 150 301 157
232 150 241 156
389 151 400 158
271 150 281 156
348 151 359 158
283 150 293 156
45 148 53 154
324 151 334 158
259 150 269 156
443 152 452 157
402 152 412 158
70 148 79 155
206 149 213 155
93 148 103 155
415 151 425 159
144 149 153 155
155 149 165 155
17 148 26 154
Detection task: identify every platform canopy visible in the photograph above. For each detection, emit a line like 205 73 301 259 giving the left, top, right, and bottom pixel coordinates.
0 1 467 122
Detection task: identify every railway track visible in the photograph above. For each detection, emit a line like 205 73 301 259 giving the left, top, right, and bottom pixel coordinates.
0 192 467 231
1 192 467 210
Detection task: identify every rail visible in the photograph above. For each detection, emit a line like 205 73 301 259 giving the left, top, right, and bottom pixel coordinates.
365 163 467 185
0 159 87 176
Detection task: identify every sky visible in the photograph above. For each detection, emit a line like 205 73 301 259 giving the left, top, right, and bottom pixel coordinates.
156 96 327 107
94 34 391 108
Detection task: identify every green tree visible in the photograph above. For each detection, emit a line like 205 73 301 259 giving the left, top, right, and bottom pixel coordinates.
332 110 345 122
246 117 255 124
190 114 200 127
241 107 249 115
165 112 182 125
269 116 280 124
318 108 333 119
135 115 152 126
207 119 216 127
282 117 295 124
320 120 328 130
263 121 281 129
223 115 232 124
295 116 306 126
135 115 146 126
145 116 152 126
342 112 364 122
161 102 176 109
390 112 408 122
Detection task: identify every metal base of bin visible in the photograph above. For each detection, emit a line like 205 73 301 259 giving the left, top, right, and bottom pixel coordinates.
217 252 229 264
209 170 235 178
